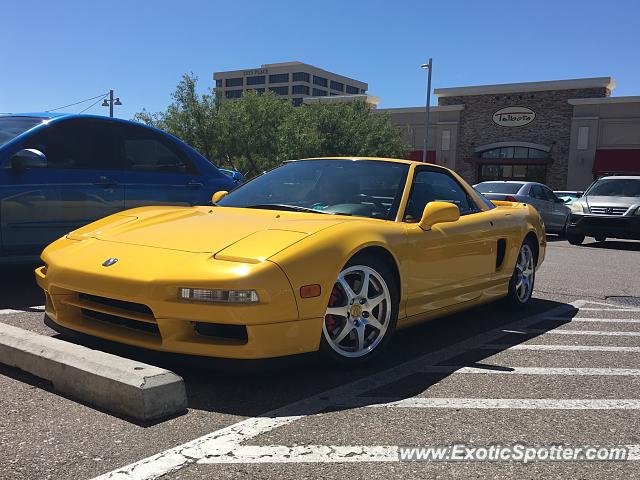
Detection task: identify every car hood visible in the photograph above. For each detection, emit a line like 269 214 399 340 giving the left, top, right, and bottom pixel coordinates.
67 205 352 260
584 195 640 208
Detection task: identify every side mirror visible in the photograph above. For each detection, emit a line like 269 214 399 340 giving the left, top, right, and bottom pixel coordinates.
10 149 47 171
417 201 460 231
211 190 229 203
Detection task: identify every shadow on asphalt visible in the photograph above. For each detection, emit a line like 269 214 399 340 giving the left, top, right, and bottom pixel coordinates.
580 240 640 252
0 264 577 425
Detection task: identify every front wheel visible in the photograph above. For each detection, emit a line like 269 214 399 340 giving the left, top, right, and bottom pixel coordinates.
505 241 536 307
320 257 399 366
566 229 585 245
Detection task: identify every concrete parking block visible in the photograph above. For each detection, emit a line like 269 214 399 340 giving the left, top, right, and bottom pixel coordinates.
0 322 187 421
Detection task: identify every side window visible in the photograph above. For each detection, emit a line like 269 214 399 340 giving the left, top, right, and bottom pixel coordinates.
530 185 546 200
23 119 120 170
404 169 478 221
542 186 558 202
120 124 191 174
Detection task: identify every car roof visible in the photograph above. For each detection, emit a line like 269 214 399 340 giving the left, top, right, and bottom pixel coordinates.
598 175 640 180
299 156 431 167
0 113 151 129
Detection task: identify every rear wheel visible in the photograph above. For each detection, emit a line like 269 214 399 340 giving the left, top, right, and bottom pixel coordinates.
566 229 585 245
320 256 399 366
505 240 536 307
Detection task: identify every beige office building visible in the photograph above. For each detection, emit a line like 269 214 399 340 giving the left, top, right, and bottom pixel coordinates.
213 61 368 106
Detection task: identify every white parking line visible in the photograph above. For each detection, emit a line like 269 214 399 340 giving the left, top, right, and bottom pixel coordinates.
92 301 586 479
420 366 640 376
363 398 640 410
577 307 640 312
482 344 640 352
545 317 640 324
0 306 44 315
197 444 640 464
516 329 640 337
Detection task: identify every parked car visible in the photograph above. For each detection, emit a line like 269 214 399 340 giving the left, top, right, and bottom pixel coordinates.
474 181 571 235
554 190 583 204
0 113 236 263
219 168 245 186
566 175 640 245
37 157 546 365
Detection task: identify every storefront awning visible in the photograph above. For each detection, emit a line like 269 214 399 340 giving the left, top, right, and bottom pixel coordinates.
407 150 436 163
593 149 640 175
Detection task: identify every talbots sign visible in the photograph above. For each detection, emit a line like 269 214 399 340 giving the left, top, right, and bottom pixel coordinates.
492 106 536 127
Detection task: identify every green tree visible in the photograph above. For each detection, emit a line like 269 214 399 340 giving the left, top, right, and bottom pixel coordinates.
134 74 408 178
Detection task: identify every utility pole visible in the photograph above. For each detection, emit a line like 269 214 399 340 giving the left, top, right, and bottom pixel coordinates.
102 90 123 117
420 59 433 163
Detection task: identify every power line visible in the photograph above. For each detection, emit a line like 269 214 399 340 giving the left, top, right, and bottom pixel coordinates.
78 94 109 114
45 93 109 112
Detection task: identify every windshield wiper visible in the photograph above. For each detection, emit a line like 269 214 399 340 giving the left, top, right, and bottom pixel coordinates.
244 204 351 215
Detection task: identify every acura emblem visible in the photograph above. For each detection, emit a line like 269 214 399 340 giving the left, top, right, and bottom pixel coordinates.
102 258 118 267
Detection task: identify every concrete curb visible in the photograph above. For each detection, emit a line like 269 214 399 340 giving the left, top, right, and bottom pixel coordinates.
0 322 187 421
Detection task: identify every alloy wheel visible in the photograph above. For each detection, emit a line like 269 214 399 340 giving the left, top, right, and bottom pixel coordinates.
323 265 392 358
515 244 535 302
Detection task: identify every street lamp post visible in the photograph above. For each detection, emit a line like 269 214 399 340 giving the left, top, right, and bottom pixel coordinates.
101 89 123 117
420 59 433 163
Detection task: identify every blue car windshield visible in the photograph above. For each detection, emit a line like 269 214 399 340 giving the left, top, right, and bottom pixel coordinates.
218 159 410 220
0 117 45 147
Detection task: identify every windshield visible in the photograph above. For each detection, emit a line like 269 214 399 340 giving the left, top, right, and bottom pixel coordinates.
218 159 410 220
586 178 640 197
475 182 524 194
0 117 45 147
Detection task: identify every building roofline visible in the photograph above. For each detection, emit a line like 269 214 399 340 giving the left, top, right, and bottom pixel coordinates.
377 105 465 114
214 61 368 89
434 77 616 97
568 95 640 105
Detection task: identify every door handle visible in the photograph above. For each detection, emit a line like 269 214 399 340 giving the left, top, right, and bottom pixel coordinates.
187 180 204 189
93 176 117 187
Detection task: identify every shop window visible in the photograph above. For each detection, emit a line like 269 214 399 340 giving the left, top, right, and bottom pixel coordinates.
479 164 546 183
479 146 549 159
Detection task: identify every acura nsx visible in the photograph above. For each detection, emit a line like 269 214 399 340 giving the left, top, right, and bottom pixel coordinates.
36 158 545 365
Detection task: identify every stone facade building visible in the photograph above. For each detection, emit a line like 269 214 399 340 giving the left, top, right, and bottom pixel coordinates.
381 77 640 190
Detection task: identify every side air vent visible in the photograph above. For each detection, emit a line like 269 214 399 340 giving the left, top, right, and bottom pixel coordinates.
496 239 507 270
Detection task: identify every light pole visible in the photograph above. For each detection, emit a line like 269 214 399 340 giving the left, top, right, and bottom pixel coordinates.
101 89 123 117
420 59 433 163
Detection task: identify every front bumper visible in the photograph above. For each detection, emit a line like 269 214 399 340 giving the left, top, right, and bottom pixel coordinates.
35 240 323 359
568 213 640 240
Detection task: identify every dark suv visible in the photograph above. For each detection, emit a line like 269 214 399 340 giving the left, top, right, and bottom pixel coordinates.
566 175 640 245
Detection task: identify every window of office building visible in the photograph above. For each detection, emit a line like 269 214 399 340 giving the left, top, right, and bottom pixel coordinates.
330 80 344 92
225 77 243 87
346 85 359 94
312 88 327 97
248 88 265 94
269 86 289 95
292 72 310 82
246 75 266 85
269 73 289 83
292 85 309 95
215 79 222 88
292 98 303 107
225 89 242 99
313 76 328 87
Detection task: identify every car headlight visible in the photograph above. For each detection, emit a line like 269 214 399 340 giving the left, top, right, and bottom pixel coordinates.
178 288 259 303
570 202 585 213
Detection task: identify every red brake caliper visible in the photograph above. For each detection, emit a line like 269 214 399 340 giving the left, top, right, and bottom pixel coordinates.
325 284 343 334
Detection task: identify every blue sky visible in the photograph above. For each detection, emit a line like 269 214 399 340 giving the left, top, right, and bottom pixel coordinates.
2 0 639 119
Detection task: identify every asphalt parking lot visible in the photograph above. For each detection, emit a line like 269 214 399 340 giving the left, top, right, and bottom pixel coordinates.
2 237 640 479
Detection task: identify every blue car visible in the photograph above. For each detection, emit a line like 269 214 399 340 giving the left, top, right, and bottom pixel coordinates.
219 168 245 186
0 113 236 263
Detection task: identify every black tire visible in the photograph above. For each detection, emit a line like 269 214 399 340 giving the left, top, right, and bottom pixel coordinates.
319 254 399 367
566 229 585 245
594 236 606 242
505 239 537 308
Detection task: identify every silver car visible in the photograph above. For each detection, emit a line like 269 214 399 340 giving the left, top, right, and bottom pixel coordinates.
474 181 571 235
566 175 640 245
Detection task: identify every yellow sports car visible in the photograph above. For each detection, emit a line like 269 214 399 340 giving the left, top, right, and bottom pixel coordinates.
36 157 545 365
